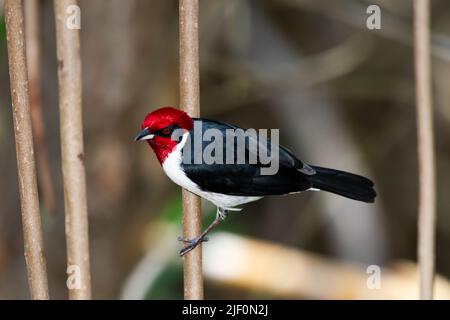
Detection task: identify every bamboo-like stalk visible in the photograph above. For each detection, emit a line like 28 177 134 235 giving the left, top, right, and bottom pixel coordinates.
4 0 49 300
54 0 91 299
25 0 56 216
179 0 204 300
414 0 436 300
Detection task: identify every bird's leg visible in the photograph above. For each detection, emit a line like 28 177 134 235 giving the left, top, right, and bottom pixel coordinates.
178 207 228 256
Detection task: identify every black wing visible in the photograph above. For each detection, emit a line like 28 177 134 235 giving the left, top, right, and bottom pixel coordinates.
180 119 312 196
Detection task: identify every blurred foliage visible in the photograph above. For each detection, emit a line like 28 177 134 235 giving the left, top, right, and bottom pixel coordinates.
0 15 5 53
145 262 183 300
161 194 183 224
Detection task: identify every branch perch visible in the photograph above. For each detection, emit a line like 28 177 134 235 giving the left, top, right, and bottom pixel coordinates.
4 0 49 300
179 0 204 300
54 0 91 299
414 0 436 300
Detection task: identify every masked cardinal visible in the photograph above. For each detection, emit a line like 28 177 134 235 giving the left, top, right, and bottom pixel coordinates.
136 107 376 255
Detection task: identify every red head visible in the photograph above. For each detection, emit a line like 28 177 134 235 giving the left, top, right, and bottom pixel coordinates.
135 107 194 163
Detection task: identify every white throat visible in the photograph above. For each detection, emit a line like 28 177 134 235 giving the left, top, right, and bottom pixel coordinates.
161 132 261 209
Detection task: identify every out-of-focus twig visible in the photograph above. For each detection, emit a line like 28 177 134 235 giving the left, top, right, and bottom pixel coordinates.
25 0 56 216
179 0 203 300
204 33 373 92
54 0 91 299
280 0 450 62
204 233 450 299
120 222 181 300
4 0 49 300
414 0 436 300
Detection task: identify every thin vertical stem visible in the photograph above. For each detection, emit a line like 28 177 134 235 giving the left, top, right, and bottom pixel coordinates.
414 0 436 300
4 0 49 300
54 0 91 299
25 0 56 216
179 0 204 300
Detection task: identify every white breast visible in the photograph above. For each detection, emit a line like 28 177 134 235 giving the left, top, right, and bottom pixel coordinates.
162 133 262 209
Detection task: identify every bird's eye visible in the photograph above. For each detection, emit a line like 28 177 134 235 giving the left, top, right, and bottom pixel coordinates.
162 127 172 135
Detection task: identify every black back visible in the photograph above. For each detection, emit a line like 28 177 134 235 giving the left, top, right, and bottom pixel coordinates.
180 119 312 196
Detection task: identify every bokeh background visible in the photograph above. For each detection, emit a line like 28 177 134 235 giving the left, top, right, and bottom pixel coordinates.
1 0 450 299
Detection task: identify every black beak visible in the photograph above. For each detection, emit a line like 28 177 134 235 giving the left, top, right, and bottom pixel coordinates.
134 127 153 141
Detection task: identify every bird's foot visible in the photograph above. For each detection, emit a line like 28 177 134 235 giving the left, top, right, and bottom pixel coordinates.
177 236 208 256
217 207 229 220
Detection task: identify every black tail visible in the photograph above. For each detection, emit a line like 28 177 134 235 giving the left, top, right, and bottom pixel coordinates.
308 166 376 203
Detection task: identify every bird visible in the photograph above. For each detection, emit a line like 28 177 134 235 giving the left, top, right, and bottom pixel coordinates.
135 106 376 256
